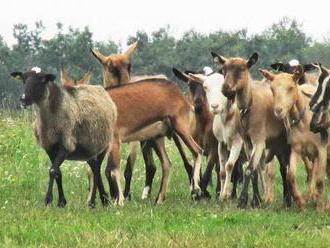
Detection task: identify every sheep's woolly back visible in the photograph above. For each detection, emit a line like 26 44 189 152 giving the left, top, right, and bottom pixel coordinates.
34 83 117 159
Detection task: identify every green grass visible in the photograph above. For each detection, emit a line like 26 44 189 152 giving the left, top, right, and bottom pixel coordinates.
1 110 330 247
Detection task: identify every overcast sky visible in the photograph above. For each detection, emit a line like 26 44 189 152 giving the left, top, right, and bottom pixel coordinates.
1 0 329 47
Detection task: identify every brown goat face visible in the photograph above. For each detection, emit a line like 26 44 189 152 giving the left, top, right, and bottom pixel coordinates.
91 41 137 86
211 52 258 99
105 55 131 85
11 70 56 107
172 68 207 113
271 75 298 119
259 68 303 120
189 82 207 114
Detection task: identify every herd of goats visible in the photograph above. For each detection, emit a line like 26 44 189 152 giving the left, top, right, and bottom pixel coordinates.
10 41 330 211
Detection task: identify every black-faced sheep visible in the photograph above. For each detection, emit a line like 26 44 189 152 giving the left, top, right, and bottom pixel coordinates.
11 67 117 208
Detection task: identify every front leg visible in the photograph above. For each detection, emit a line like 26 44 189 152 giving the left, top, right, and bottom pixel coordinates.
238 142 264 209
288 151 304 209
222 138 242 200
45 147 68 207
218 142 229 200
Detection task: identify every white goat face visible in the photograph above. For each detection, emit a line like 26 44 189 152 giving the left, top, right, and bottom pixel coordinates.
203 73 226 115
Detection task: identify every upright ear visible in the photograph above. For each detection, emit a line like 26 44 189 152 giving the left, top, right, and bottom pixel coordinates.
258 69 275 81
303 64 317 72
172 68 189 82
320 64 330 76
187 73 206 84
211 52 227 65
124 41 138 57
292 65 304 82
90 48 107 64
10 72 23 80
247 53 258 68
60 66 71 85
81 71 91 84
42 74 56 83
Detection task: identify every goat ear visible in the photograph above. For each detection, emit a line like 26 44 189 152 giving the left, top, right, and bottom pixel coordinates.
60 66 71 85
292 65 304 83
42 73 56 83
11 72 23 80
303 64 316 72
81 71 91 84
320 64 329 76
90 48 107 64
247 53 258 68
270 63 284 71
211 52 227 65
187 73 206 84
258 69 275 81
124 41 138 57
172 68 189 82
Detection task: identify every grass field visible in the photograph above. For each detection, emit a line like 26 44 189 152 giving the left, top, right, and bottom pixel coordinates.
1 110 330 247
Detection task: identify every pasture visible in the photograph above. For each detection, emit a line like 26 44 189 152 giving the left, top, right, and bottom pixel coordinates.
1 110 330 247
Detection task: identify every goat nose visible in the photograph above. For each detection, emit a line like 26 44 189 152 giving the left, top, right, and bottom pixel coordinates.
211 103 219 109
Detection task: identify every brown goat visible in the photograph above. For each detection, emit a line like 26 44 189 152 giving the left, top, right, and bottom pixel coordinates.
91 43 200 202
211 52 292 208
172 68 220 198
259 67 327 209
106 80 203 205
91 41 138 87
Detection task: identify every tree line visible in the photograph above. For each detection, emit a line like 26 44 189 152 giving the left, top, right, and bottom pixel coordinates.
1 17 330 108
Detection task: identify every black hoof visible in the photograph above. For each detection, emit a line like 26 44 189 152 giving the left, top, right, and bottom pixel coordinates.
284 195 292 208
124 193 132 201
191 189 202 201
88 201 96 209
101 193 110 206
57 199 67 208
201 190 211 200
45 194 53 207
251 196 261 208
237 195 248 209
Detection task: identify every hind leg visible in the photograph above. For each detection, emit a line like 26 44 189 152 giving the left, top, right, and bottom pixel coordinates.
141 140 157 199
105 137 124 206
264 159 275 204
172 117 203 200
87 150 108 208
173 134 193 183
123 141 139 200
154 138 172 204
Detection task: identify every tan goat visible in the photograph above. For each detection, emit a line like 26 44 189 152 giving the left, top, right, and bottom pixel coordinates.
259 67 327 209
211 52 292 208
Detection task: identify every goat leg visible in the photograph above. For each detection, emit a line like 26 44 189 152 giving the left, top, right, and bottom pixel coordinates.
46 147 67 207
123 141 139 200
141 140 157 200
